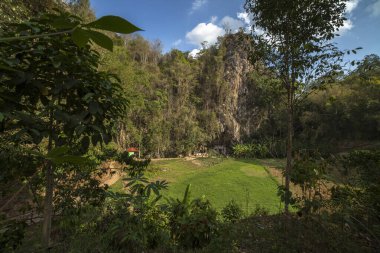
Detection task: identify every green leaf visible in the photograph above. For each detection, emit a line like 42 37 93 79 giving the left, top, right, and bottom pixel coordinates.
71 27 90 48
51 18 79 30
91 134 100 146
83 92 94 101
64 79 79 89
81 136 90 152
50 57 62 68
75 125 86 135
0 64 17 72
89 101 99 115
47 146 70 159
30 128 42 144
85 16 142 34
86 30 113 51
125 181 135 187
102 132 111 144
52 155 90 165
153 187 159 196
45 146 91 165
0 113 4 122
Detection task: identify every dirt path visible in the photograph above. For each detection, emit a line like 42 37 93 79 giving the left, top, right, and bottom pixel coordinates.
151 158 180 161
99 168 123 187
183 157 202 166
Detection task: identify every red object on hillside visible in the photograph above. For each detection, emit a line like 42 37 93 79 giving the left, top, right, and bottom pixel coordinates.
127 147 139 152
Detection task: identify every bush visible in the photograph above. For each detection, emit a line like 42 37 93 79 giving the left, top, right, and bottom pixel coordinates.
289 150 327 213
252 204 269 216
168 185 219 250
0 218 26 252
102 203 171 252
232 143 270 158
329 149 380 250
221 200 243 223
58 155 171 253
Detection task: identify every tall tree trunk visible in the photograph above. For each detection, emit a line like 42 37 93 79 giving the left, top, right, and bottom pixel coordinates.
138 141 141 158
42 162 54 249
42 112 54 249
285 87 293 213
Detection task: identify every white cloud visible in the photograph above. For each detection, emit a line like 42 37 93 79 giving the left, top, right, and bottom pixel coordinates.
254 27 265 35
172 39 182 47
237 12 251 26
189 49 201 58
338 0 360 35
339 19 354 34
190 0 207 14
367 0 380 16
346 0 360 13
186 12 253 57
237 11 266 35
210 16 218 23
186 12 252 48
339 0 379 35
186 22 225 46
220 16 244 32
237 11 259 33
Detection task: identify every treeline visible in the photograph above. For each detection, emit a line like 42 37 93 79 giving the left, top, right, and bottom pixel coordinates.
102 34 380 157
102 35 228 157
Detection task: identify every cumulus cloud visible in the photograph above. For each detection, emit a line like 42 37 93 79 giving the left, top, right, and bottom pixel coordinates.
189 49 201 58
220 16 244 32
238 11 266 34
186 12 257 57
237 12 251 26
338 0 360 34
367 0 380 16
339 19 354 34
344 0 359 33
186 22 225 46
237 11 265 34
190 0 207 14
186 11 255 48
346 0 360 13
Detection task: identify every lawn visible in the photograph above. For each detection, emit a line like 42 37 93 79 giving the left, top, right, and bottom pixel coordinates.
112 157 284 214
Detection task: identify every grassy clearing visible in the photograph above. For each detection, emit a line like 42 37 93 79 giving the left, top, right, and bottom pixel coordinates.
112 157 284 214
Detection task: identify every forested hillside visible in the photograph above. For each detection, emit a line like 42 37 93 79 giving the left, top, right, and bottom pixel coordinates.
100 33 380 157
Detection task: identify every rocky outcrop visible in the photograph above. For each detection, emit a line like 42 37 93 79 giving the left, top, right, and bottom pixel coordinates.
215 33 264 145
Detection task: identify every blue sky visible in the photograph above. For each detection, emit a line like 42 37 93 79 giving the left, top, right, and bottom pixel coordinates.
90 0 380 60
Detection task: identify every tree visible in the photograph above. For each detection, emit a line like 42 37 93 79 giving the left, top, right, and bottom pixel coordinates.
160 50 203 155
0 0 59 23
244 0 351 212
0 11 140 248
67 0 96 22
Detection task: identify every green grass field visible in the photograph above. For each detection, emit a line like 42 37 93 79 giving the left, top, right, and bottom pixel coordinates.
112 157 284 214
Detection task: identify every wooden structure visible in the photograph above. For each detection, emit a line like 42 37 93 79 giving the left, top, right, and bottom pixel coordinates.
127 147 139 157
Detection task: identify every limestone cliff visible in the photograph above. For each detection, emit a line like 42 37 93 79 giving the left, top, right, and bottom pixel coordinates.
211 33 264 145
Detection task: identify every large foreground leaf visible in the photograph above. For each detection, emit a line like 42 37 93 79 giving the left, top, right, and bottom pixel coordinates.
85 15 142 34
